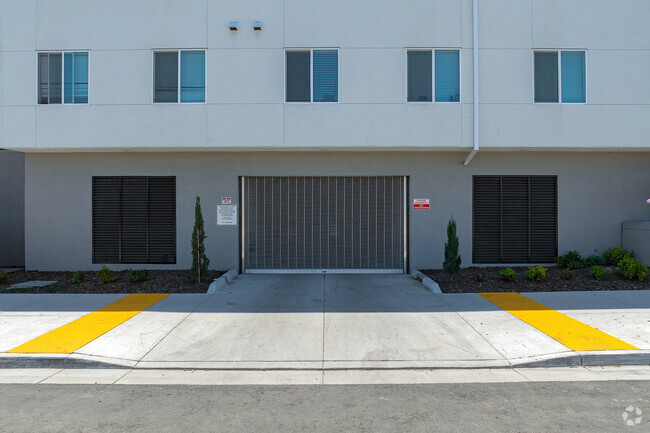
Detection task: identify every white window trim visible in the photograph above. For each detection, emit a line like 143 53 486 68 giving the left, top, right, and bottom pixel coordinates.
405 48 462 104
36 50 90 105
533 49 587 104
152 49 207 104
284 48 340 104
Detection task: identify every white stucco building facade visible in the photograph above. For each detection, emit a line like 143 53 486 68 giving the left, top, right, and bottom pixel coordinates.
1 0 649 271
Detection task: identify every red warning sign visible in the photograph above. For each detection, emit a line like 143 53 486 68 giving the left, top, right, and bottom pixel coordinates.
413 199 430 210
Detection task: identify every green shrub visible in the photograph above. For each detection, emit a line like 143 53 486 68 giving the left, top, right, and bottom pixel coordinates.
72 271 85 284
603 248 631 266
499 267 515 281
562 268 573 280
590 265 605 281
617 257 648 281
585 255 604 267
191 196 210 282
527 266 547 281
128 269 149 283
0 271 7 284
443 217 462 278
557 251 587 269
96 266 117 285
557 251 581 268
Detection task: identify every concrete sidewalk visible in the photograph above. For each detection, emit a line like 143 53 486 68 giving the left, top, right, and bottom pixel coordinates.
1 274 649 370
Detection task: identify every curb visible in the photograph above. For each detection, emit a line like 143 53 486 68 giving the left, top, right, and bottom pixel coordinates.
2 351 647 371
207 269 239 294
412 271 442 294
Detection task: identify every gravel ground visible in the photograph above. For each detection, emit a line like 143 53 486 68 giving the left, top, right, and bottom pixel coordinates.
421 266 650 293
0 270 225 294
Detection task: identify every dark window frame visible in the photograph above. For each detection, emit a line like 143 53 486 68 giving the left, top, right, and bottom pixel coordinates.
92 176 176 265
472 175 558 264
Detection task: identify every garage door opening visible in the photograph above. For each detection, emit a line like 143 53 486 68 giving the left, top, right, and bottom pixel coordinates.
241 176 407 273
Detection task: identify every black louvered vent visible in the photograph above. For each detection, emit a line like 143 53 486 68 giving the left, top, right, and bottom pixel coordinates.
93 177 175 264
473 176 557 264
92 178 120 263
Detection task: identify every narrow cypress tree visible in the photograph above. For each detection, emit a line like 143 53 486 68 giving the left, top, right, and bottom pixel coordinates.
443 217 461 278
191 196 210 282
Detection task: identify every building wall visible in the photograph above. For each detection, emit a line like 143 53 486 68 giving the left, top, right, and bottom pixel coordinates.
24 151 650 271
0 150 25 267
1 0 650 152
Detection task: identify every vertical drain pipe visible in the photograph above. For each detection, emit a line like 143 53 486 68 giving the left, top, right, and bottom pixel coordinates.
463 0 479 166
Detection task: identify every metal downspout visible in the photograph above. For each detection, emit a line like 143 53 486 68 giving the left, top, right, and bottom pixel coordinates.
463 0 479 166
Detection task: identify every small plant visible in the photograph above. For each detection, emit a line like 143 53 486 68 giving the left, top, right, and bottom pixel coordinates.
72 271 85 283
590 265 605 281
0 271 7 284
557 251 586 269
617 257 648 281
562 268 573 280
603 248 631 266
443 217 462 279
128 269 149 283
585 255 604 267
191 196 210 283
96 266 117 285
527 266 547 281
500 267 515 281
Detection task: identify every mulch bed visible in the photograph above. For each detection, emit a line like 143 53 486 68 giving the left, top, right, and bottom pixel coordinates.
421 266 650 293
0 270 225 294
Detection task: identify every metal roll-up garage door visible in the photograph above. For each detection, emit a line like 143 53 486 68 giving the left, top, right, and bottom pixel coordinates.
242 176 406 273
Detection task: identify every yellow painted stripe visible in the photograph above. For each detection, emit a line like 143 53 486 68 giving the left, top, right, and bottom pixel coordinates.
9 294 169 354
479 292 638 351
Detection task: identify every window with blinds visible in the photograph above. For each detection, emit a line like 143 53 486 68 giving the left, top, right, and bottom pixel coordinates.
534 52 559 103
93 177 176 264
64 52 88 104
535 50 586 103
473 176 557 264
286 49 338 102
407 49 460 103
407 51 432 102
39 52 88 104
561 51 586 103
435 50 460 102
154 50 205 103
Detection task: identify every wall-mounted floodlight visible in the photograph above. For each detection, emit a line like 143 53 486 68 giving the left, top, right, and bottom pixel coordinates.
253 21 263 31
228 22 239 31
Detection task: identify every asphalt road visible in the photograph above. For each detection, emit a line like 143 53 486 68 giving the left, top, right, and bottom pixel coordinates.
1 381 649 432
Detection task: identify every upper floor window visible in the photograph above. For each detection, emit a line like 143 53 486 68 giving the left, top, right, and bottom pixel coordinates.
286 49 338 103
534 50 586 103
154 50 205 103
407 49 460 103
38 52 88 104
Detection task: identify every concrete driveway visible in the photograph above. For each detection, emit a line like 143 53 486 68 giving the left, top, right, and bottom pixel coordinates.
2 274 649 369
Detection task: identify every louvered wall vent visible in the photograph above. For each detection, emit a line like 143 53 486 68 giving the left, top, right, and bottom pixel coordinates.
93 177 176 264
473 176 557 264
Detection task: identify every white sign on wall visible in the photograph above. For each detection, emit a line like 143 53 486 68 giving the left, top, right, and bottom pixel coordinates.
217 205 237 225
413 198 430 210
221 197 232 205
